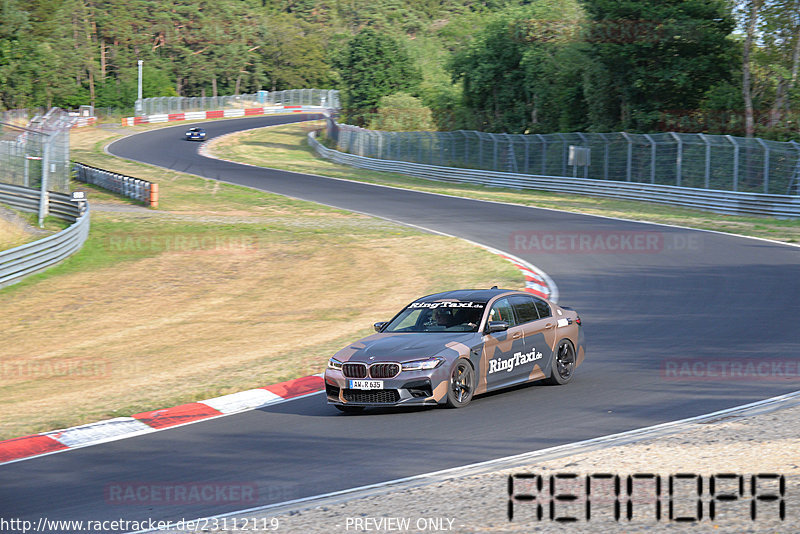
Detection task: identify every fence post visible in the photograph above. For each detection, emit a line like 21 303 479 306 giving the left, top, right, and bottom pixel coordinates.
644 134 656 184
756 138 770 194
669 132 683 186
523 135 530 174
492 134 499 171
599 133 609 181
38 135 51 227
478 133 484 168
698 133 711 189
790 141 800 195
726 135 739 191
557 133 567 176
577 132 589 178
621 132 633 182
537 134 547 175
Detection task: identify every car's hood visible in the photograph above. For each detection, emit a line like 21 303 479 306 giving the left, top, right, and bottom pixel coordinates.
336 332 480 363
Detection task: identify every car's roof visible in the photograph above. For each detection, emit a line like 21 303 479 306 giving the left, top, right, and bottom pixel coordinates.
188 127 204 131
413 288 522 303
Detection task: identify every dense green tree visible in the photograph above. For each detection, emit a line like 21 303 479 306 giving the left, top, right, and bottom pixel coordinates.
0 0 40 109
339 28 421 126
579 0 737 132
449 2 585 133
449 14 529 132
369 92 435 131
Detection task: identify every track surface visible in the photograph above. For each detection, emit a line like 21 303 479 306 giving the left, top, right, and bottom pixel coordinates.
2 115 798 531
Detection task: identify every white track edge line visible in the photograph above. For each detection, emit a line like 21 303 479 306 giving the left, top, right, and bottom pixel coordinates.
132 388 800 533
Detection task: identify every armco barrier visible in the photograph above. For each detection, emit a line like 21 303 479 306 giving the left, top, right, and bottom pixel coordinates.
309 131 800 219
73 162 157 207
122 105 327 126
0 183 90 287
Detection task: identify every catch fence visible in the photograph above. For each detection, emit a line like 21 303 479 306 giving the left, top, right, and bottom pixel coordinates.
136 89 339 116
327 122 800 196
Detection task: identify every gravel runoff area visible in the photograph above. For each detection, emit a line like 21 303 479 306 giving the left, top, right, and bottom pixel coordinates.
154 392 799 534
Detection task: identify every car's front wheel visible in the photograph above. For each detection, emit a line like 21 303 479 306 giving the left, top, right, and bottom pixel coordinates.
544 340 576 385
445 359 475 408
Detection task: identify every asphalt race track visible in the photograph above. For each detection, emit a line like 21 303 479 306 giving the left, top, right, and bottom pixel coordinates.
2 114 798 531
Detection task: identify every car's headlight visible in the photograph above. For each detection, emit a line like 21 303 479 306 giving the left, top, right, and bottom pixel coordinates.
401 357 444 371
327 358 343 370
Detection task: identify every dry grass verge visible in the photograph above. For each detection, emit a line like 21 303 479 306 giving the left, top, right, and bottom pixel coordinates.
0 124 520 439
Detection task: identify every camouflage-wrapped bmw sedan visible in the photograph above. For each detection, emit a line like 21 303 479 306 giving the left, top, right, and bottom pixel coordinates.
325 288 585 412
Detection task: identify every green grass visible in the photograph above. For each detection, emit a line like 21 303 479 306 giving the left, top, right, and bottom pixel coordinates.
207 122 800 244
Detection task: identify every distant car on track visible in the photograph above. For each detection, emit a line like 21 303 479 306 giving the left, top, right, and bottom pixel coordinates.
325 288 585 412
184 127 206 141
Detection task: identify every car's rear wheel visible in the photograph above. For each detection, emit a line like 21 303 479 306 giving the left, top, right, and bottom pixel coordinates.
335 405 365 414
445 359 475 408
544 340 576 385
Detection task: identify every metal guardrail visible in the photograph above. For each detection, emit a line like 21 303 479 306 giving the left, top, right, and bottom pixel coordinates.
326 121 800 197
0 183 90 287
73 162 157 207
309 131 800 219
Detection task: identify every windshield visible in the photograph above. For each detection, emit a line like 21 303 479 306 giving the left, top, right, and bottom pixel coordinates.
383 301 486 333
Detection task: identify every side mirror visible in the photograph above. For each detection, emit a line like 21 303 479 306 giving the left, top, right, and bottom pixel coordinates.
373 321 388 332
486 321 509 333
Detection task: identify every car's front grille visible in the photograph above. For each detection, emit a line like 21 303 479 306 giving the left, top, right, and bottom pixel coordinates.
342 363 367 378
369 363 400 379
343 389 400 404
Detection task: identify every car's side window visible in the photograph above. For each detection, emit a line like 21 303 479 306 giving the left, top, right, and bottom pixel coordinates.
533 298 551 319
488 297 517 327
509 295 539 324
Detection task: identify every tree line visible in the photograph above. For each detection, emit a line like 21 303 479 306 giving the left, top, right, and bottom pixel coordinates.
442 0 800 139
1 0 798 140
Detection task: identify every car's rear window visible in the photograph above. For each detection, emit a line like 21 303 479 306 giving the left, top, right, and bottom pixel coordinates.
383 301 486 333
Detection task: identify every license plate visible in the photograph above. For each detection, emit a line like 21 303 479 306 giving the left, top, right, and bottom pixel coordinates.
349 380 383 390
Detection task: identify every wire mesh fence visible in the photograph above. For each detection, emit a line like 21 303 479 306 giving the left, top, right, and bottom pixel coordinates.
0 108 72 195
326 121 800 196
136 89 340 116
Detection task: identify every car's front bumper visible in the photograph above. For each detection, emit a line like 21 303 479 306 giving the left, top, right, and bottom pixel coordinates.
324 367 449 407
